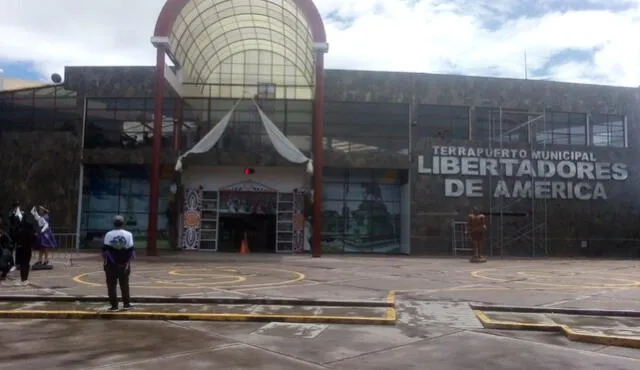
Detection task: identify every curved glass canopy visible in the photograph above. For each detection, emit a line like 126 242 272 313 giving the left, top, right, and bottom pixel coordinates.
169 0 316 99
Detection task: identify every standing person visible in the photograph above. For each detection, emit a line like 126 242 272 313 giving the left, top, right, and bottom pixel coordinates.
8 201 23 270
14 212 38 285
467 207 487 263
0 228 13 283
0 215 16 273
102 215 135 311
32 206 57 267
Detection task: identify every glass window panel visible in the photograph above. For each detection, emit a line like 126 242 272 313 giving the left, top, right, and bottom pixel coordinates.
345 200 369 218
119 194 150 214
553 134 570 145
323 169 346 183
200 0 215 9
322 216 346 234
191 22 205 37
322 200 345 215
590 114 625 148
347 169 373 184
13 89 34 98
181 1 196 17
86 194 120 212
323 183 346 200
171 0 315 96
85 213 118 231
570 134 587 145
452 116 469 127
418 104 451 116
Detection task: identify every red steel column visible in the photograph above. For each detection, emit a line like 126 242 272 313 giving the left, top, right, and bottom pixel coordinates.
148 47 166 256
311 51 325 258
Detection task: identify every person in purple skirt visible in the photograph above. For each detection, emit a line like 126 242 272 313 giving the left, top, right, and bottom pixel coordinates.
32 205 57 266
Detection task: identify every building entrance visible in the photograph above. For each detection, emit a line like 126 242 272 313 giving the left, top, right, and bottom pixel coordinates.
180 178 306 253
218 214 276 253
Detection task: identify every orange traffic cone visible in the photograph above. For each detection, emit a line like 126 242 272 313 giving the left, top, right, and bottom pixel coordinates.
240 238 249 254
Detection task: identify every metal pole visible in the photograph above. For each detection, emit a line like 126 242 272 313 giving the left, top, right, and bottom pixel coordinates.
499 107 504 258
586 114 591 146
74 96 88 258
543 109 548 256
624 115 629 148
531 111 536 258
488 109 494 257
408 101 414 255
148 47 166 256
311 50 325 258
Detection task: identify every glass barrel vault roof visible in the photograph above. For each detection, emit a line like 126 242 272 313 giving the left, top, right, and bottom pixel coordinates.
169 0 315 96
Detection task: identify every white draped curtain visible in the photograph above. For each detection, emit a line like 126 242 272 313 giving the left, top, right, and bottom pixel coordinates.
175 98 313 173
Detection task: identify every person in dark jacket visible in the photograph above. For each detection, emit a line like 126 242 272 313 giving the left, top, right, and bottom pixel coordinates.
0 228 13 282
7 201 23 269
13 212 38 285
102 215 135 311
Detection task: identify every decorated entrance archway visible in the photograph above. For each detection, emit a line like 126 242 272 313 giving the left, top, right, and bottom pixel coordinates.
147 0 327 257
180 179 306 253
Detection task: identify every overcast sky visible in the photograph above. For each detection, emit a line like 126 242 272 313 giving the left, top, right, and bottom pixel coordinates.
0 0 639 86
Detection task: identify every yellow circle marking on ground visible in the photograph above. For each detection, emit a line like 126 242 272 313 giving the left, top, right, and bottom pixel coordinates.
72 269 161 287
167 269 247 285
72 266 305 290
471 268 640 288
515 271 640 288
207 266 306 290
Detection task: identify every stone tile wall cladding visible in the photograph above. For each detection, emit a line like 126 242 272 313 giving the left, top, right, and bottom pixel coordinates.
0 131 81 231
63 66 640 257
323 69 640 257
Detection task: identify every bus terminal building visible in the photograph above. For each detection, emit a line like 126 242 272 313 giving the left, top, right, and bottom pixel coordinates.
0 0 638 258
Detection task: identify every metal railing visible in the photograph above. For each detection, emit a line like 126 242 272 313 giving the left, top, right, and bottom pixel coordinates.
451 221 472 256
48 233 78 266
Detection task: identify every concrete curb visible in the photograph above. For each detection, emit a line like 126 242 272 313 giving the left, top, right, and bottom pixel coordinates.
0 295 393 308
473 310 640 349
469 304 640 317
385 291 397 321
0 310 396 326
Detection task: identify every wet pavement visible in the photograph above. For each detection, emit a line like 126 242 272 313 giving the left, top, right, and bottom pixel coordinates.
477 310 640 343
1 253 640 369
0 300 388 318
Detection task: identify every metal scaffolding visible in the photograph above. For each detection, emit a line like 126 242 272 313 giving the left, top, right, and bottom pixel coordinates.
487 107 549 257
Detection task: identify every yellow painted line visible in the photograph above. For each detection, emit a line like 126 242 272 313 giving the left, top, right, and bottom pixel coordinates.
390 285 640 296
385 291 397 320
72 266 306 290
166 270 246 285
514 271 640 288
0 310 395 326
386 291 396 304
168 269 240 278
470 269 505 282
72 269 163 287
473 310 640 349
471 269 640 289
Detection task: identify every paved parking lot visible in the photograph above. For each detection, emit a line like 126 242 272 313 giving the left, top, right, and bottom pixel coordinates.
1 253 640 369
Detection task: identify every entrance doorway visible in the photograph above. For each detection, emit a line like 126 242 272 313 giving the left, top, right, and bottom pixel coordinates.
218 214 276 253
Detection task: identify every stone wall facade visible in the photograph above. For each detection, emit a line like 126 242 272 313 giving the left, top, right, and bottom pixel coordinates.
59 66 640 256
0 131 81 230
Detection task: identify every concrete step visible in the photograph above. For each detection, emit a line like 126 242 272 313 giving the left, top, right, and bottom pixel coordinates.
0 300 396 325
473 308 640 349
